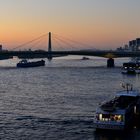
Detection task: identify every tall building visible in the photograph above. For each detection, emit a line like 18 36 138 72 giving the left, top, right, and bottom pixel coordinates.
129 39 140 51
136 38 140 50
117 38 140 51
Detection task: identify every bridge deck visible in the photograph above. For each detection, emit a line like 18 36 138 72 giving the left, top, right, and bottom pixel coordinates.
0 50 140 60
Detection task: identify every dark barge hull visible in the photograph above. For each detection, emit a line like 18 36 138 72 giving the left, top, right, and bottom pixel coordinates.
17 60 45 68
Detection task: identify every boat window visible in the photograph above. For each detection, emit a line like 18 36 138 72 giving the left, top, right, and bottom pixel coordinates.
102 114 110 118
114 115 122 122
98 114 123 122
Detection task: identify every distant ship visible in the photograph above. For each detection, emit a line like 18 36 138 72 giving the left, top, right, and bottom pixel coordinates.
17 59 45 68
122 61 140 74
81 57 90 60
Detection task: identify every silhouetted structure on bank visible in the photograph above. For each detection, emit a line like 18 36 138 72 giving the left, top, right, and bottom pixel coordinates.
1 32 140 67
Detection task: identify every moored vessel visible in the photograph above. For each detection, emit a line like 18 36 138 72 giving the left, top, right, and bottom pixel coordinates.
94 83 140 131
81 57 90 60
122 62 140 74
17 59 45 68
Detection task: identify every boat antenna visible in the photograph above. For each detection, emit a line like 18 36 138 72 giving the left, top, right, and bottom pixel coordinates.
126 83 129 92
121 83 133 92
130 84 133 91
121 83 125 89
126 83 133 92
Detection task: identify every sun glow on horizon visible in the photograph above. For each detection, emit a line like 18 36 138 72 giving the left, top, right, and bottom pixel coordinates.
0 0 140 50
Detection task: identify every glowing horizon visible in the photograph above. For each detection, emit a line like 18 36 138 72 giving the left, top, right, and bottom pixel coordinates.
0 0 140 50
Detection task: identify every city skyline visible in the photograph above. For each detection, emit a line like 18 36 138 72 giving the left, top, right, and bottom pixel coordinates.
0 0 140 49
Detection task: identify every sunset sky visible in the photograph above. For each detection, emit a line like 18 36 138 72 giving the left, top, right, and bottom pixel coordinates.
0 0 140 49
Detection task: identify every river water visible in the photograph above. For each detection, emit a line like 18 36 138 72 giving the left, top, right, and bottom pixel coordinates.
0 56 140 140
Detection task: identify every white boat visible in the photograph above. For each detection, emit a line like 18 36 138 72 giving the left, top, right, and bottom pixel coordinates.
122 62 140 74
94 83 140 131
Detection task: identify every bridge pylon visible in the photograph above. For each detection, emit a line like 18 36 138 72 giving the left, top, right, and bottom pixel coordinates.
48 32 52 60
107 58 115 68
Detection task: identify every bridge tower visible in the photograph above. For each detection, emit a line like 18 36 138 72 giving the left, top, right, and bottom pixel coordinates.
48 32 52 60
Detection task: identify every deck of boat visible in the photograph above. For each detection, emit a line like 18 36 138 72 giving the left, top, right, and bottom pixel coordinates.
101 95 138 111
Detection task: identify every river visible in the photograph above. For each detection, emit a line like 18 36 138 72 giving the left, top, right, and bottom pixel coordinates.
0 56 139 140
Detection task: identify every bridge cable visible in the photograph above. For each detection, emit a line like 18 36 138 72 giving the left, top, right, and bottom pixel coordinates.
52 33 95 50
11 33 48 51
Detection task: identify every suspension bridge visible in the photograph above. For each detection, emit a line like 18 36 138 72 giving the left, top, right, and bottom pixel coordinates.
1 32 140 67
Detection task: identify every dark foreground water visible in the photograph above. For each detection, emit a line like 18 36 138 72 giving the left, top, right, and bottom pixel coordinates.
0 56 140 140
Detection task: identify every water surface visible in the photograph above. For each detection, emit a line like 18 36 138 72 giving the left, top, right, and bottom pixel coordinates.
0 56 139 140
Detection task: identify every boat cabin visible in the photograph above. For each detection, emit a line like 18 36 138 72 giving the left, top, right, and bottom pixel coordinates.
94 84 140 130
